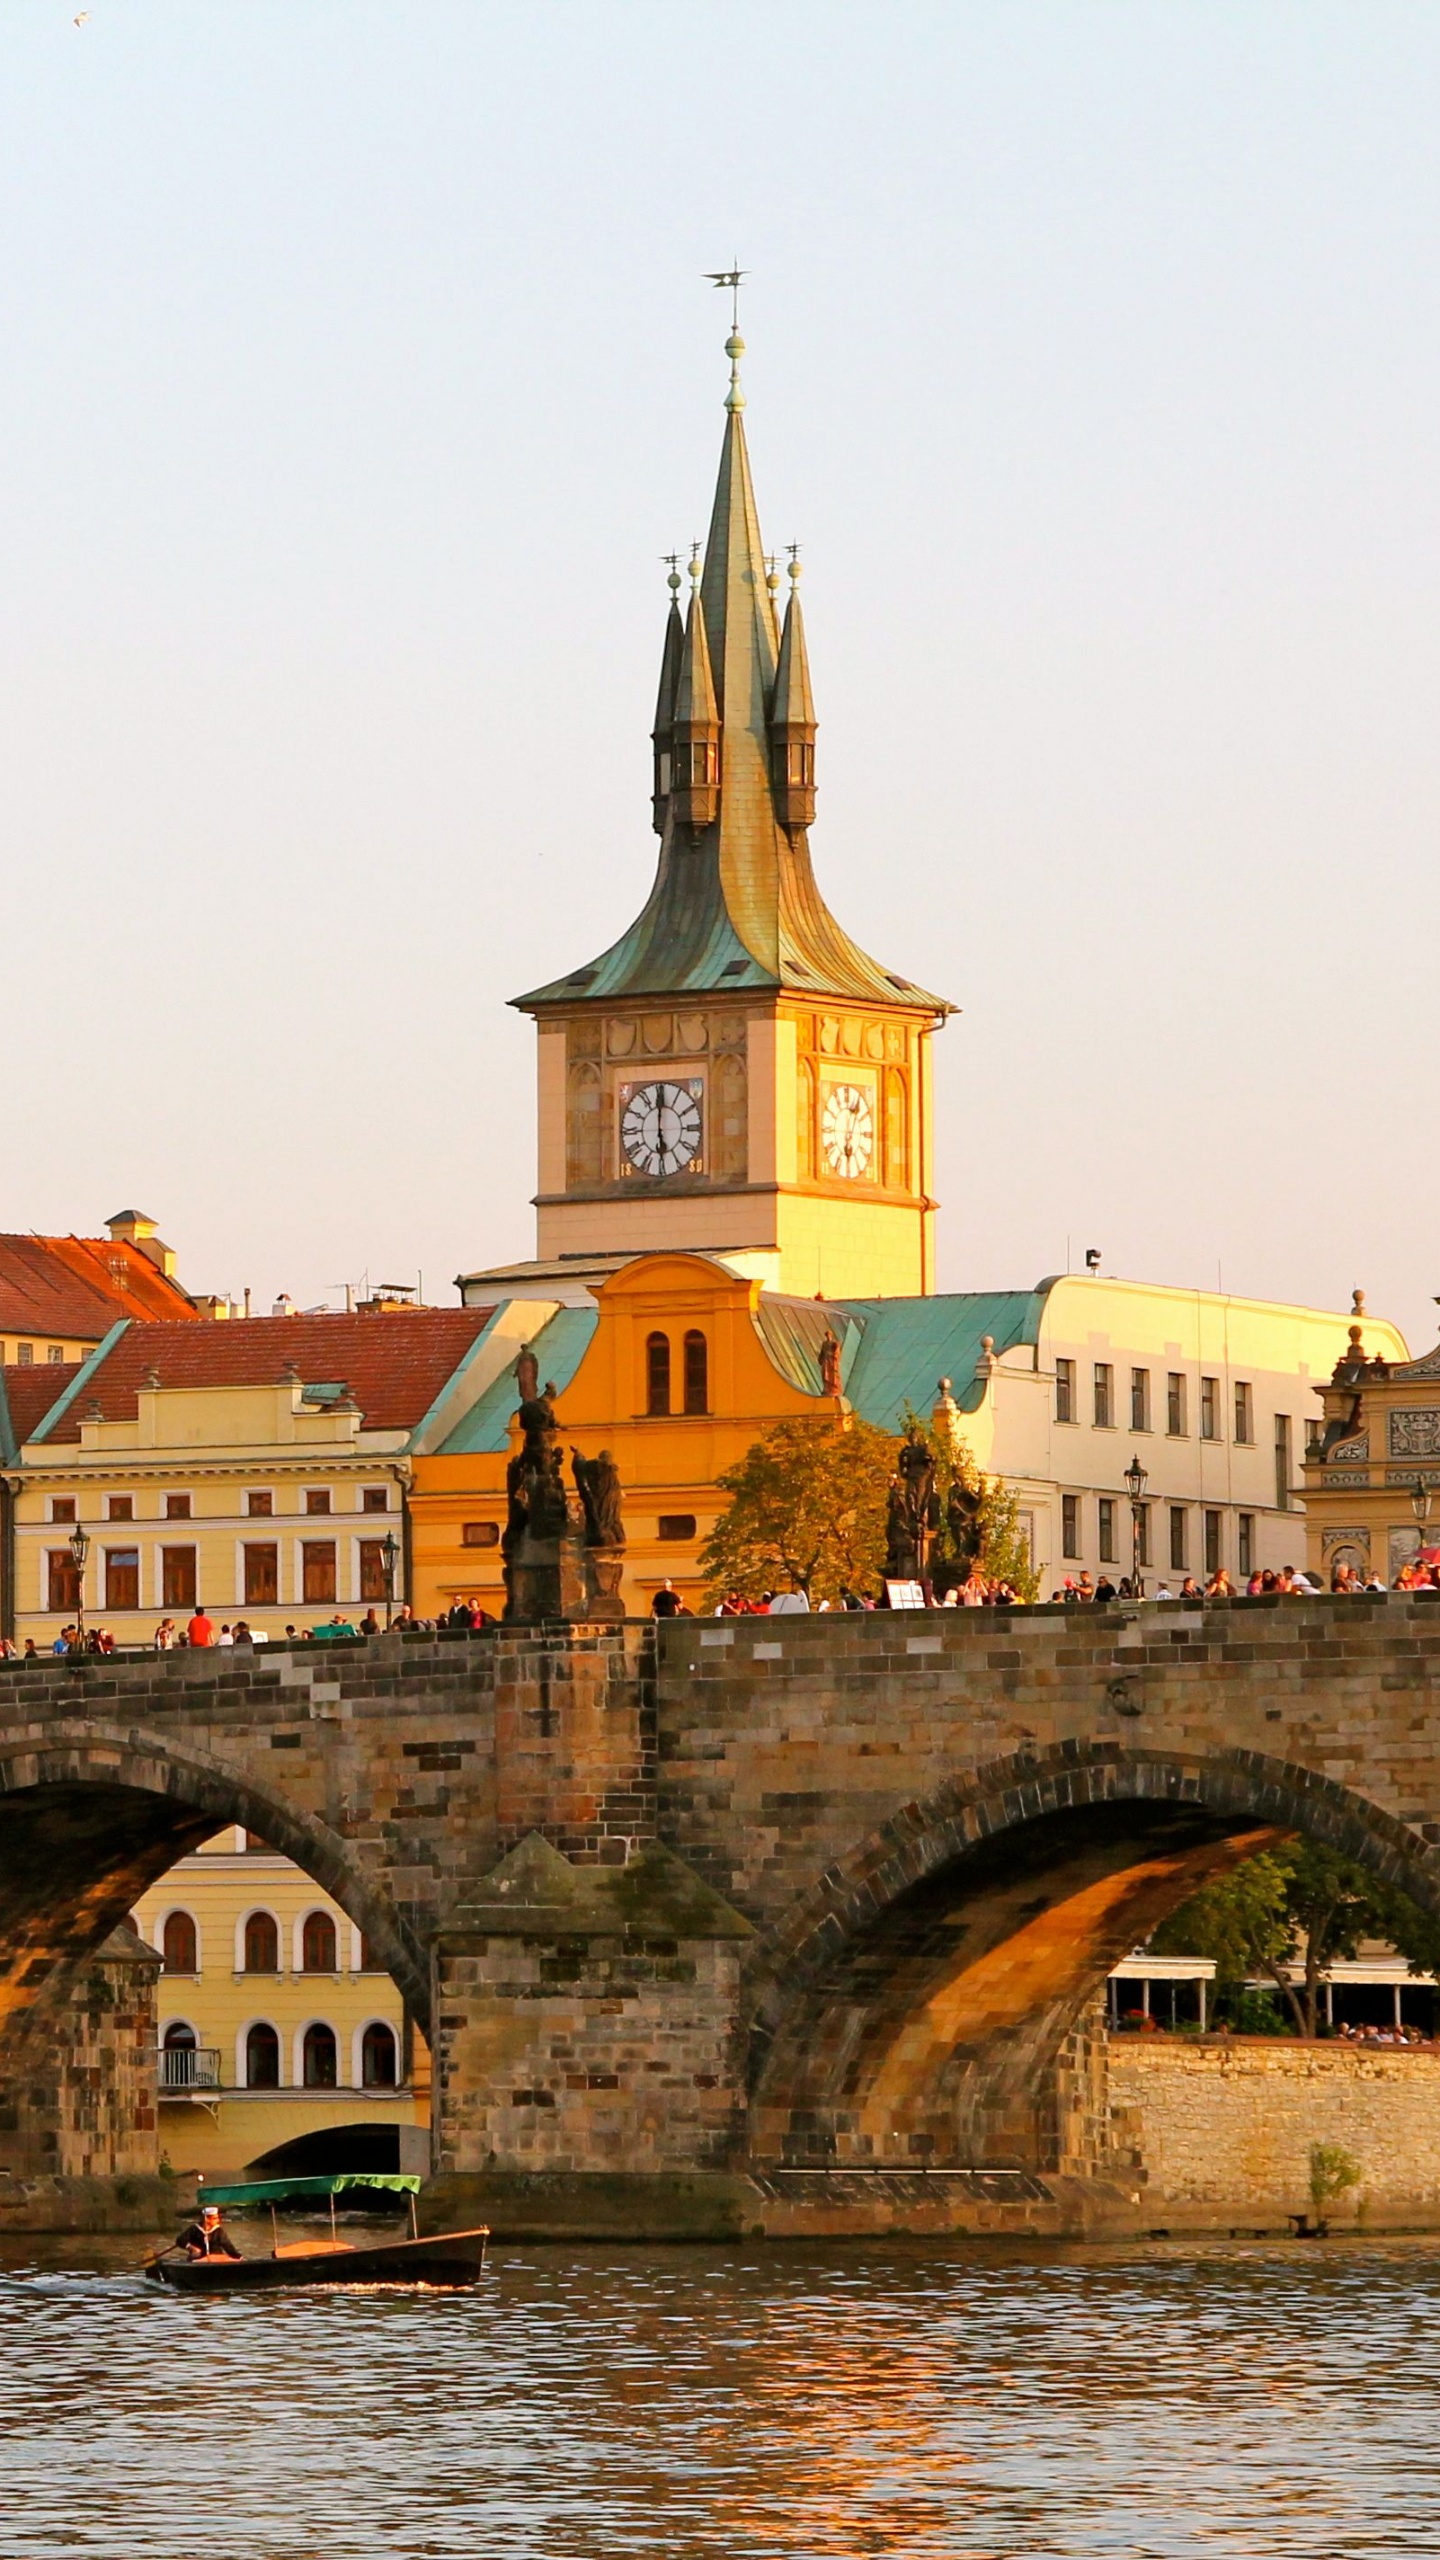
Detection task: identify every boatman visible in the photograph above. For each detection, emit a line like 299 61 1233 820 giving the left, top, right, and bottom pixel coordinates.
176 2202 242 2260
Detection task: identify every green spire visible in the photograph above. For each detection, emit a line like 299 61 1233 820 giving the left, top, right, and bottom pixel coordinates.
513 322 951 1019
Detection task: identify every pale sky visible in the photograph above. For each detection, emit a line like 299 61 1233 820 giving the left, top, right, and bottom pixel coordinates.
3 3 1438 1346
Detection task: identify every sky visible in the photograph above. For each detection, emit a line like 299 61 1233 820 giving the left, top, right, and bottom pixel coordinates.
2 1 1439 1344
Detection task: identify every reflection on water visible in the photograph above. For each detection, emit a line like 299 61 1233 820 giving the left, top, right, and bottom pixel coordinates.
1 2231 1438 2557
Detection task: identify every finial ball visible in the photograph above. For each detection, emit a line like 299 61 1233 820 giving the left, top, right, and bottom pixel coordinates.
726 329 745 363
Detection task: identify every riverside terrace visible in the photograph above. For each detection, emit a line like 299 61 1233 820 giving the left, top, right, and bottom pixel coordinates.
3 1594 1440 2237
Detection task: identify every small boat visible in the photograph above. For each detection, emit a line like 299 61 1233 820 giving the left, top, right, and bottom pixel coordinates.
145 2172 489 2292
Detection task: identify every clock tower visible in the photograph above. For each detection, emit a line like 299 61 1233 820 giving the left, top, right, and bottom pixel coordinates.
513 325 952 1300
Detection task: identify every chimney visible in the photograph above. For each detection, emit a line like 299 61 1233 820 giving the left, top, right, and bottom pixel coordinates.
105 1210 177 1281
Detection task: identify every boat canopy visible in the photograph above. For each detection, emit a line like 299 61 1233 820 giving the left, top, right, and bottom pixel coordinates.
197 2173 423 2206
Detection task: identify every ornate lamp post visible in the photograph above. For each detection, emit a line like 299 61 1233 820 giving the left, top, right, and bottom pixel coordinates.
381 1529 401 1630
68 1523 91 1652
1124 1455 1148 1600
1412 1477 1432 1561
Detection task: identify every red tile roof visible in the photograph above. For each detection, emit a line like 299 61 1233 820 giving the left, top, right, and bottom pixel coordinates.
30 1309 496 1444
0 1234 197 1340
0 1361 84 1458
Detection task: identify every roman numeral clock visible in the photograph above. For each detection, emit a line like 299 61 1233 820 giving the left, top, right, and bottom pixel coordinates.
619 1079 704 1179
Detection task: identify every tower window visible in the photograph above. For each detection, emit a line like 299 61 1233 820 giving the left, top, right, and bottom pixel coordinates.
646 1333 671 1417
683 1330 708 1415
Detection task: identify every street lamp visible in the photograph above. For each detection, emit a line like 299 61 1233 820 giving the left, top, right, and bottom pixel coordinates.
381 1529 401 1630
1124 1455 1148 1600
68 1523 91 1652
1412 1477 1432 1558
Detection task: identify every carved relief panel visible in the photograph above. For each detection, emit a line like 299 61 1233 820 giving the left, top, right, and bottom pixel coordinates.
1390 1408 1440 1460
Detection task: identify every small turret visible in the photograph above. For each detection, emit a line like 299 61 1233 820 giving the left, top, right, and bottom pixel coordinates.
650 559 685 835
769 551 817 829
670 546 721 829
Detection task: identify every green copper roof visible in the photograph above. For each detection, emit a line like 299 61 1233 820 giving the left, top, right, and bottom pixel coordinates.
515 342 951 1019
835 1288 1054 1425
436 1306 598 1455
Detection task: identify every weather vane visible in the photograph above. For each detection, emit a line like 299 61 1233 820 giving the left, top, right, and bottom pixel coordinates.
705 266 747 329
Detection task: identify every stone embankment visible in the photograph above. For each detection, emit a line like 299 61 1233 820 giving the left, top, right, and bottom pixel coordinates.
1108 2035 1440 2235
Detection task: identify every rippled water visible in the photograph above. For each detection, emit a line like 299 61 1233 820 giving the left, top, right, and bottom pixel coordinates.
1 2230 1438 2557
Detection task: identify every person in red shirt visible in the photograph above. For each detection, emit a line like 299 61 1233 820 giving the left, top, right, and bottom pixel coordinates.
187 1608 216 1648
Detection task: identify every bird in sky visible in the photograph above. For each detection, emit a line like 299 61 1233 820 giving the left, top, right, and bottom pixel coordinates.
74 11 90 23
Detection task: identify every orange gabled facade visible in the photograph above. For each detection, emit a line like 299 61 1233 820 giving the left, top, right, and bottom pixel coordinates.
410 1254 840 1618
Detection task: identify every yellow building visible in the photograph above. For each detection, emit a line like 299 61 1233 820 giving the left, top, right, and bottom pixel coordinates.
130 1827 429 2180
492 320 951 1308
1302 1312 1440 1586
0 1305 498 1647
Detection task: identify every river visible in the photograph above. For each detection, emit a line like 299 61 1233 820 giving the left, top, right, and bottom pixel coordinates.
0 2230 1435 2557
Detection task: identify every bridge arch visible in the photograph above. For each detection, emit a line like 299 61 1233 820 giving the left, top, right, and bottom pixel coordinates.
0 1721 429 2029
746 1741 1440 2175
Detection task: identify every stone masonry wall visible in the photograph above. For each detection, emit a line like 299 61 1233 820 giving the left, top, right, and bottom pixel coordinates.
1109 2036 1440 2229
431 1931 747 2177
1 1926 161 2181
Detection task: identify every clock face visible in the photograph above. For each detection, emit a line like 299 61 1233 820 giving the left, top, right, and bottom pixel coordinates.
821 1082 874 1179
620 1079 704 1178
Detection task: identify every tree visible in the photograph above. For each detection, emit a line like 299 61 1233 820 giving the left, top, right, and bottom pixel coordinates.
1152 1840 1440 2038
1308 2142 1362 2234
901 1405 1041 1602
699 1415 898 1605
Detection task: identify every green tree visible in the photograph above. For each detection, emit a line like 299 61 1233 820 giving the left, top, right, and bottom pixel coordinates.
699 1414 898 1606
1308 2141 1362 2233
901 1405 1041 1602
1152 1840 1440 2038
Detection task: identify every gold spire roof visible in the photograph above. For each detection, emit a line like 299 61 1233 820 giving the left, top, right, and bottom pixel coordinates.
516 333 952 1018
773 558 816 731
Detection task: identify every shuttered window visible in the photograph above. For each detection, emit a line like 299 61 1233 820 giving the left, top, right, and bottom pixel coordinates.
302 1542 337 1604
244 1544 278 1605
162 1547 196 1609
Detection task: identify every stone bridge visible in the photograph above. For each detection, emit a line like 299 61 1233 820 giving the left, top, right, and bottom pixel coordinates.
5 1594 1440 2234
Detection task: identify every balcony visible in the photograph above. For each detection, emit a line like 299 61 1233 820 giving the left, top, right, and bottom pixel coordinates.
157 2046 222 2095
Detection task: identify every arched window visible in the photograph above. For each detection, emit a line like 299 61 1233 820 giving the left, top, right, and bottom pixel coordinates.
361 2021 398 2088
243 1911 279 1974
301 1911 337 1975
646 1332 671 1417
302 2023 338 2089
245 2022 280 2088
161 1910 197 1974
162 2020 197 2052
683 1330 708 1416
